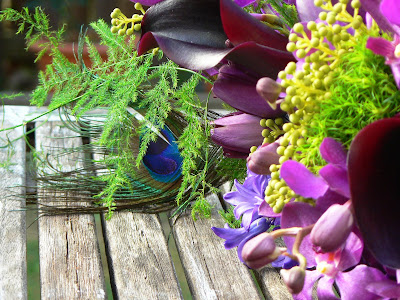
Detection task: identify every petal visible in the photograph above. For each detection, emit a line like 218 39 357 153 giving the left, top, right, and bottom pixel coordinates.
337 232 364 271
258 200 281 217
319 164 350 198
140 0 227 49
130 0 164 5
380 0 400 26
367 280 400 298
237 218 272 262
390 59 400 89
211 123 263 153
296 0 324 22
247 142 281 175
139 33 231 70
348 117 400 268
234 0 257 7
366 37 395 58
280 160 329 199
213 65 285 118
220 0 288 50
281 202 322 267
360 0 397 34
336 265 387 300
319 137 347 167
211 224 248 249
317 277 338 300
213 111 262 126
293 270 322 300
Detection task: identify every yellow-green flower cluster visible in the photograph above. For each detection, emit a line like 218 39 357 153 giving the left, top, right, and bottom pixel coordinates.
264 0 367 213
110 3 145 36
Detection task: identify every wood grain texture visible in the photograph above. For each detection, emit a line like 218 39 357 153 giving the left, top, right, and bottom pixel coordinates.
101 211 183 300
171 193 262 300
0 117 27 300
36 121 106 299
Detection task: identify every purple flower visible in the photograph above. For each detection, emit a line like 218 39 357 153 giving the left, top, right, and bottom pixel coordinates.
137 0 293 76
310 202 354 253
212 64 285 118
280 137 349 209
292 232 381 299
247 141 281 175
211 217 271 261
363 0 400 87
210 112 264 158
224 169 274 229
348 117 400 269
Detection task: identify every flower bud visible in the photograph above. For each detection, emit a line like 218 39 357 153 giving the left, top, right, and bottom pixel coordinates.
256 77 282 109
241 232 284 269
247 142 280 175
310 203 354 253
280 266 305 294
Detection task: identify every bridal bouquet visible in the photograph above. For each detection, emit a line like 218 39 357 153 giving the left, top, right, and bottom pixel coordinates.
2 0 400 297
124 0 400 298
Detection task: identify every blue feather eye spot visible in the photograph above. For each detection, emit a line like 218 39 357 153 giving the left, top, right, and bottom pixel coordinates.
141 127 183 183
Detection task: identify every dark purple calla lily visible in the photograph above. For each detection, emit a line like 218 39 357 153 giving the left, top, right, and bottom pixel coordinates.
138 0 293 76
211 112 264 158
348 117 400 268
213 65 285 118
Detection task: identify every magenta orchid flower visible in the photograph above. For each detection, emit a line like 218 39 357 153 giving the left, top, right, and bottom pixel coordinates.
363 0 400 88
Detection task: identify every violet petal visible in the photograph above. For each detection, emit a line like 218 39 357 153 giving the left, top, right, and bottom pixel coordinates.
380 0 400 25
316 276 337 300
281 202 322 267
220 0 288 50
336 265 387 300
280 160 329 199
319 137 347 167
319 164 350 198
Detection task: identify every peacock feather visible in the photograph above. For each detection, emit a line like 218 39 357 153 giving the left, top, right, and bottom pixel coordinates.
0 7 231 218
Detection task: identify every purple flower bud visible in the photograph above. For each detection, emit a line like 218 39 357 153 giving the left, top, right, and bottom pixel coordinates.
256 77 282 109
241 232 284 269
280 266 305 294
310 203 354 253
247 142 280 174
211 112 264 158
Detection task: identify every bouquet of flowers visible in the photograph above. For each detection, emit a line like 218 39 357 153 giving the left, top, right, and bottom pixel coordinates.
1 0 400 298
126 0 400 297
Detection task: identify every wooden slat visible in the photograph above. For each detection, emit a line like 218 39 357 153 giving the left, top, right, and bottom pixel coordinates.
101 212 183 299
36 121 106 299
171 193 262 299
0 116 27 299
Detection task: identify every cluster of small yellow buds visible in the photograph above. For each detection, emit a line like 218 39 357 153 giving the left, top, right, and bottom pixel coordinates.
110 3 146 36
260 117 285 145
261 0 365 212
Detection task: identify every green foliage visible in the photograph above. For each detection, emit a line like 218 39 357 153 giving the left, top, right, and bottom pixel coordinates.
245 0 298 28
298 34 400 171
0 8 223 217
219 205 242 229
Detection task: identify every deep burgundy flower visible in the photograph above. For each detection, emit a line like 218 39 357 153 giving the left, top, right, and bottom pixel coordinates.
137 0 293 77
348 117 400 269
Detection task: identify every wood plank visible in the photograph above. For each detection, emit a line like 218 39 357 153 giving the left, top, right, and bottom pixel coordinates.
101 212 183 300
0 113 27 299
171 193 262 299
36 121 107 299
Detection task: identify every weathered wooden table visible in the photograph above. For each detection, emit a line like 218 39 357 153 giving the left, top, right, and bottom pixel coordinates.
0 106 292 300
